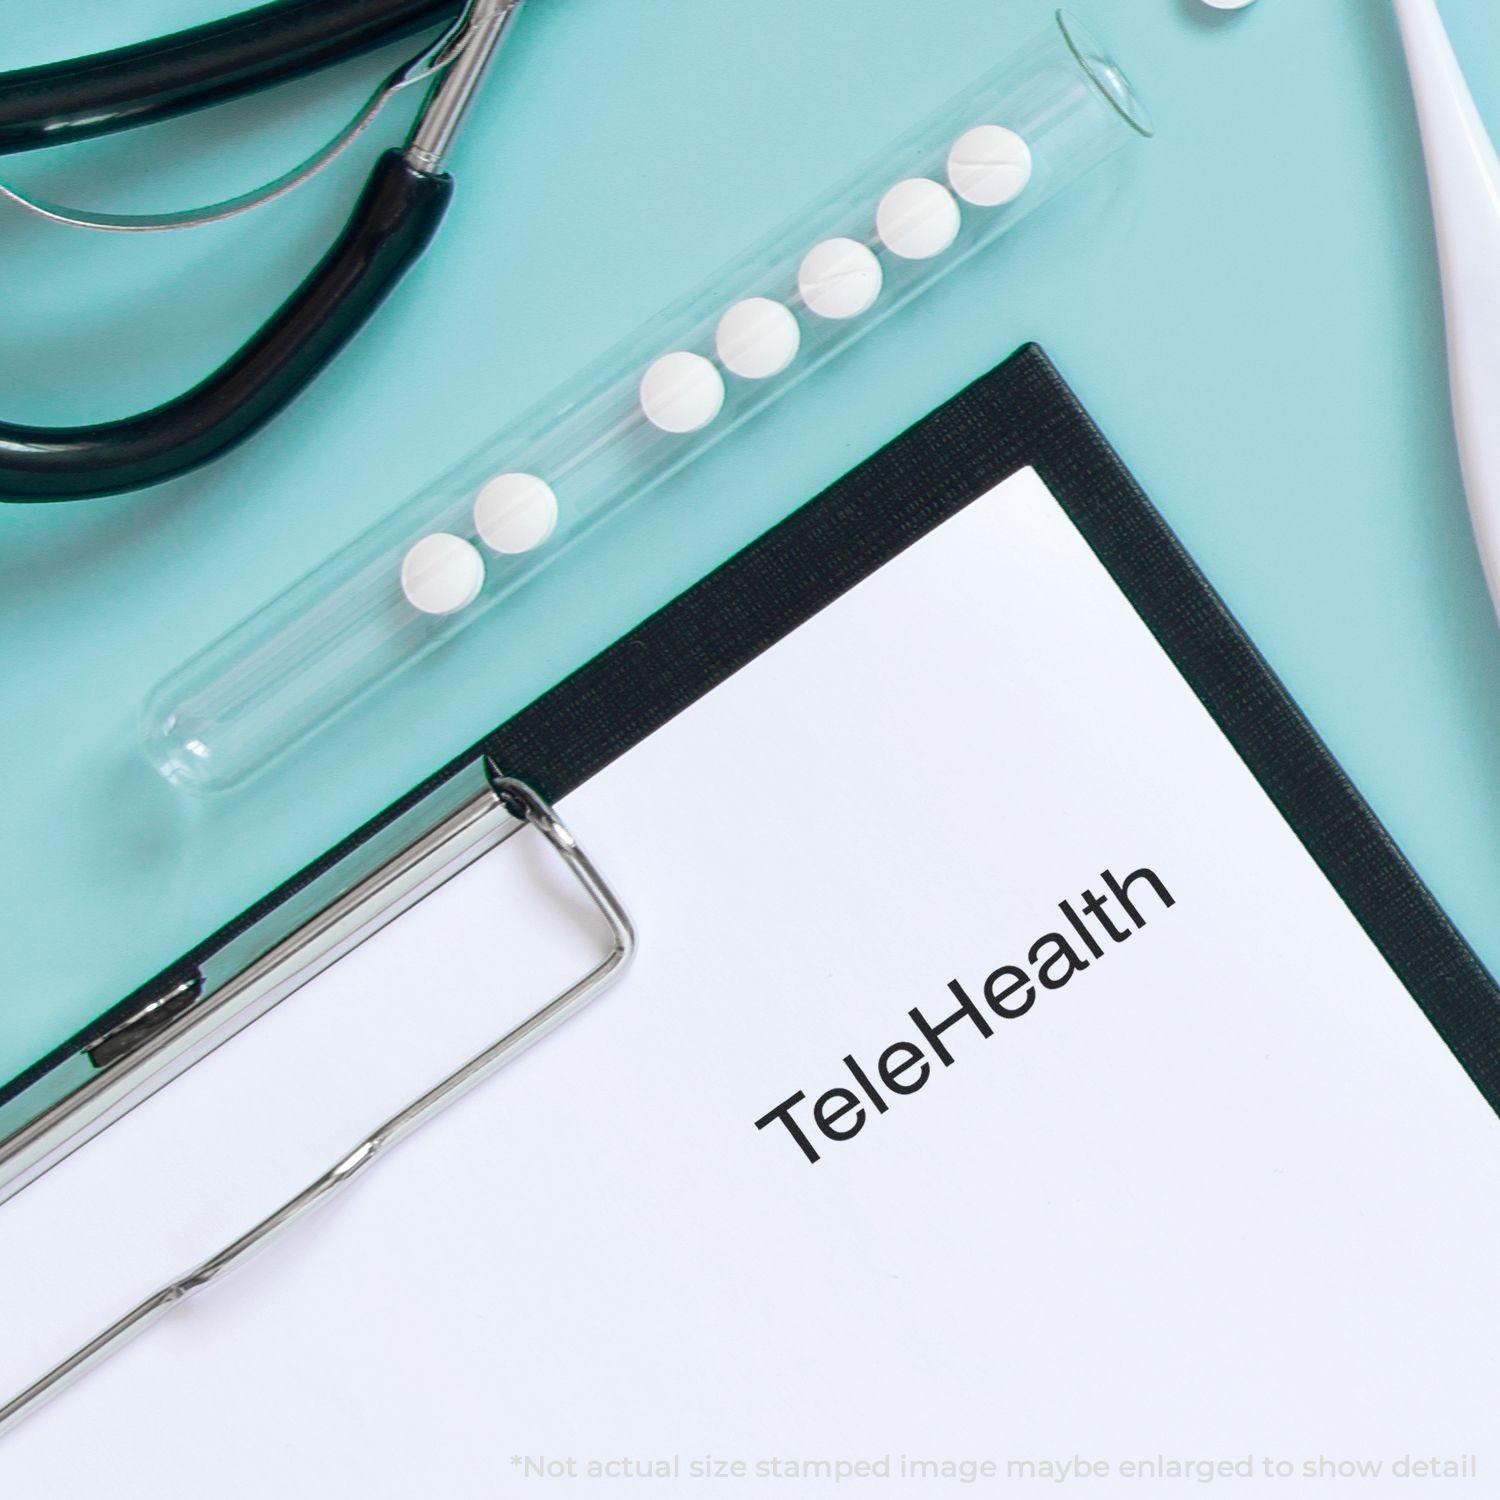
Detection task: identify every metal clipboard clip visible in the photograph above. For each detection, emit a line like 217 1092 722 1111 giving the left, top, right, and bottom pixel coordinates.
0 764 634 1439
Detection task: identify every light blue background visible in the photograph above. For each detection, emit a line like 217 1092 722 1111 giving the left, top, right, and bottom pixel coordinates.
4 0 1500 1083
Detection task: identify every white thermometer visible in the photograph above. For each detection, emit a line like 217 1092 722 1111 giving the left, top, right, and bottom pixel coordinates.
1394 0 1500 621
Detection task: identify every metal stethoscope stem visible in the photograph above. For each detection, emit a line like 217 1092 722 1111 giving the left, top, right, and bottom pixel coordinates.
0 0 522 503
407 0 525 174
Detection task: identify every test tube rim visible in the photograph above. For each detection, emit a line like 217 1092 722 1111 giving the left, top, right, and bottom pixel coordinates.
1056 9 1156 140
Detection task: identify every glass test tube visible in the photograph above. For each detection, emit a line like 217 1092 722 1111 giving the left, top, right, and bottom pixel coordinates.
144 10 1152 794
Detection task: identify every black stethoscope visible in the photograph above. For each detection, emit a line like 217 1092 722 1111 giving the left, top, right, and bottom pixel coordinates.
0 0 523 504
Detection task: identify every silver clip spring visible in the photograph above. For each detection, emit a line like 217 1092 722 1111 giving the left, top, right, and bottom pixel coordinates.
0 768 634 1440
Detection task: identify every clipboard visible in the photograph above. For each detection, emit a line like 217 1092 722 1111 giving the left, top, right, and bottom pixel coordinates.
4 343 1499 1432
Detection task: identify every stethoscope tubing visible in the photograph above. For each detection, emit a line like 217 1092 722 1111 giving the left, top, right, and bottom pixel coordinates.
0 0 461 156
0 0 499 503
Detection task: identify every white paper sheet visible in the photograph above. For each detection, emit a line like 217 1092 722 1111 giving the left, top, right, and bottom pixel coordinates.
4 469 1498 1497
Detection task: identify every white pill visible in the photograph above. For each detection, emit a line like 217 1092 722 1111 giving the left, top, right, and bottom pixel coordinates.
400 532 484 615
876 178 961 260
639 350 726 433
715 298 801 380
1200 0 1255 7
474 471 558 554
797 237 883 319
947 125 1033 207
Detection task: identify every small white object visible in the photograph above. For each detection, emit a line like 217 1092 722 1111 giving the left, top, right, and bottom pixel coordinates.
876 177 962 260
946 124 1034 207
1200 0 1256 8
1395 0 1500 624
715 298 801 379
473 472 558 555
400 533 484 615
639 351 726 433
797 237 884 319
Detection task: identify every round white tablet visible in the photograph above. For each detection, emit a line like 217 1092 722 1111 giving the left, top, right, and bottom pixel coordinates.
1200 0 1255 8
876 178 961 260
797 237 883 319
639 350 726 433
715 298 801 380
473 471 558 554
946 125 1033 207
400 532 484 615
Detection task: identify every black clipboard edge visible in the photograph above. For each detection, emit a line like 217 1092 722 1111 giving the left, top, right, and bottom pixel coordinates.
9 344 1500 1119
489 342 1500 1116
